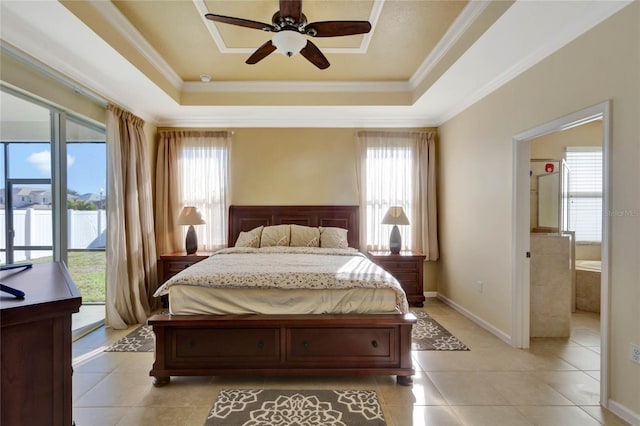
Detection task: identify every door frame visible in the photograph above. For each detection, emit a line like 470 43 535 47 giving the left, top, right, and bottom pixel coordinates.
511 100 611 407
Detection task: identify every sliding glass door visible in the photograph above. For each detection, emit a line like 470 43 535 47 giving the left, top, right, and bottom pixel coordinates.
0 89 106 308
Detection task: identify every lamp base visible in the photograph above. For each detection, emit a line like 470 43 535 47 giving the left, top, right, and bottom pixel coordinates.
185 225 198 254
389 225 402 254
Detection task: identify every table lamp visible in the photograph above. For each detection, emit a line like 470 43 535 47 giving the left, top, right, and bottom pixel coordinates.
177 206 205 254
382 206 409 254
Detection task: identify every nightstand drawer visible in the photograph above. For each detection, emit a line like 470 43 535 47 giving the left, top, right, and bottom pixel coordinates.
377 261 418 273
392 272 419 283
166 261 198 274
368 250 426 307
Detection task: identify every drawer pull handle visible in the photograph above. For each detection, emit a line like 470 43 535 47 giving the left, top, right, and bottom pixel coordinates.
188 340 195 349
371 340 378 348
257 340 264 349
303 340 309 349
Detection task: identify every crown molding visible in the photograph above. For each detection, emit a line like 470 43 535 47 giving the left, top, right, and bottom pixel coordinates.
183 80 411 93
194 0 384 55
430 0 633 125
409 0 490 90
89 0 183 90
154 106 435 128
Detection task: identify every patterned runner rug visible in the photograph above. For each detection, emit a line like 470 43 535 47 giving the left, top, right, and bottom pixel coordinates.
205 389 386 426
105 310 468 352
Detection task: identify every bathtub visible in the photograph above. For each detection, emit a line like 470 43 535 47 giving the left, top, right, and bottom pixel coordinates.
575 260 601 313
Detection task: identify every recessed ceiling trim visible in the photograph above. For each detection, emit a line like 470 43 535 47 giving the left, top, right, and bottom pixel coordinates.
194 0 383 54
427 0 633 125
155 108 434 128
183 80 411 93
409 0 490 89
90 0 183 89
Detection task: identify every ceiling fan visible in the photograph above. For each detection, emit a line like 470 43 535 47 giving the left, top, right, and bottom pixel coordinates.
205 0 372 70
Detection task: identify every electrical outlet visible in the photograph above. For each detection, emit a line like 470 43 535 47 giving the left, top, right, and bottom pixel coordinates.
631 344 640 364
475 281 484 293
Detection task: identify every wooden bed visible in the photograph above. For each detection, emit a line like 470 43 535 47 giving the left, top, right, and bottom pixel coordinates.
149 205 416 386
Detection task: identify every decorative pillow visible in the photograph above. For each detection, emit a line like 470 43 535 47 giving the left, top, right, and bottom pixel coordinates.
319 226 349 249
290 224 320 247
260 224 291 247
235 226 263 248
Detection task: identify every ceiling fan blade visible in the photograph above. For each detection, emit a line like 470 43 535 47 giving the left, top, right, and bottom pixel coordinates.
279 0 302 22
306 21 372 37
205 14 274 31
246 40 277 64
300 40 330 70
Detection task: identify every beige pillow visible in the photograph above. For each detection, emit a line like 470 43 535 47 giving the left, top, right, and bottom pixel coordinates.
235 226 263 248
319 226 349 249
260 224 291 247
290 224 320 247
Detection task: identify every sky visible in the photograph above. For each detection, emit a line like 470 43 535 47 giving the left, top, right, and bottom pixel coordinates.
3 143 107 196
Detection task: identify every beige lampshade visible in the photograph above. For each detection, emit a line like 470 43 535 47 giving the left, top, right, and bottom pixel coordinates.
381 206 410 225
177 206 205 226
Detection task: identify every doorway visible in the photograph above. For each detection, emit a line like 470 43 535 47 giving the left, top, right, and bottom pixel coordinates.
512 101 611 407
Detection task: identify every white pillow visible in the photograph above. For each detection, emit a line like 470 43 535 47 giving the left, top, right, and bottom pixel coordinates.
260 224 291 247
290 224 320 247
235 226 263 248
319 226 349 249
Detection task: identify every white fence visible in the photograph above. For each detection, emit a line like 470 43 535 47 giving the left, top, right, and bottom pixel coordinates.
0 208 106 262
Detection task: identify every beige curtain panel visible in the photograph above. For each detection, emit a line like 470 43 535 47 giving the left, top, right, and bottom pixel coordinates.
106 104 158 329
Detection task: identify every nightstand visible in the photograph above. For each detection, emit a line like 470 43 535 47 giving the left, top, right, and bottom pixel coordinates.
158 251 214 283
368 250 426 307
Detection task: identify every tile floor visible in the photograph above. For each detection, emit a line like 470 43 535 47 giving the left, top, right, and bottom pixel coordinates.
71 300 629 426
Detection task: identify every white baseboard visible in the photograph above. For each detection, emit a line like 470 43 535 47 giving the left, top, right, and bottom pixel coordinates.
608 399 640 426
436 293 512 345
424 291 438 298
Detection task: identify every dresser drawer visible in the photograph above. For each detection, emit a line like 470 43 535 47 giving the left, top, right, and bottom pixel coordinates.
287 327 396 366
168 328 281 367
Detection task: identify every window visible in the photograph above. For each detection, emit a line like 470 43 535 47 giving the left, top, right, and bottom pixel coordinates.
179 136 229 250
363 142 415 250
565 147 602 242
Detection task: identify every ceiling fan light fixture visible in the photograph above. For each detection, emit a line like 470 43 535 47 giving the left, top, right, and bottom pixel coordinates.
272 30 306 57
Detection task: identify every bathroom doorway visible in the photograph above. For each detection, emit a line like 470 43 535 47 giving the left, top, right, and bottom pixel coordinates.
512 101 610 406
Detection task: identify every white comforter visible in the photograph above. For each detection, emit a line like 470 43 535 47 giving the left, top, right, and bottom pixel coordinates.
154 246 410 313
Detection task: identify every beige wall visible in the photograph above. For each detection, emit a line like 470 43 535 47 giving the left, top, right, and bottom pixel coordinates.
229 128 359 206
530 120 603 160
438 2 639 414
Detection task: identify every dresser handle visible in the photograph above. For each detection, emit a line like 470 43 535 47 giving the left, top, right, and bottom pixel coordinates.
257 340 264 349
188 340 195 349
371 340 378 348
303 340 309 349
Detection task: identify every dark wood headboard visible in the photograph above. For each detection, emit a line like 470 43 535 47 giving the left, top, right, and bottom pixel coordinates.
228 205 359 248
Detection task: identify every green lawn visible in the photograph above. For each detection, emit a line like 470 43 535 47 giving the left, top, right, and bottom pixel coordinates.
66 251 106 303
22 251 106 303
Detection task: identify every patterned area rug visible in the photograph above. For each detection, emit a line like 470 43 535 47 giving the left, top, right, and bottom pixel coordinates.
105 310 468 352
410 309 469 351
205 389 386 426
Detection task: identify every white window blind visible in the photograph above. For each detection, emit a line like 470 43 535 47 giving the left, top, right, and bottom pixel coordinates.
179 138 229 250
565 147 602 242
364 145 414 250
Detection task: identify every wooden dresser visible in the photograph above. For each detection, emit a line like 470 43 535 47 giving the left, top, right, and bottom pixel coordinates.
368 250 426 307
0 262 82 426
